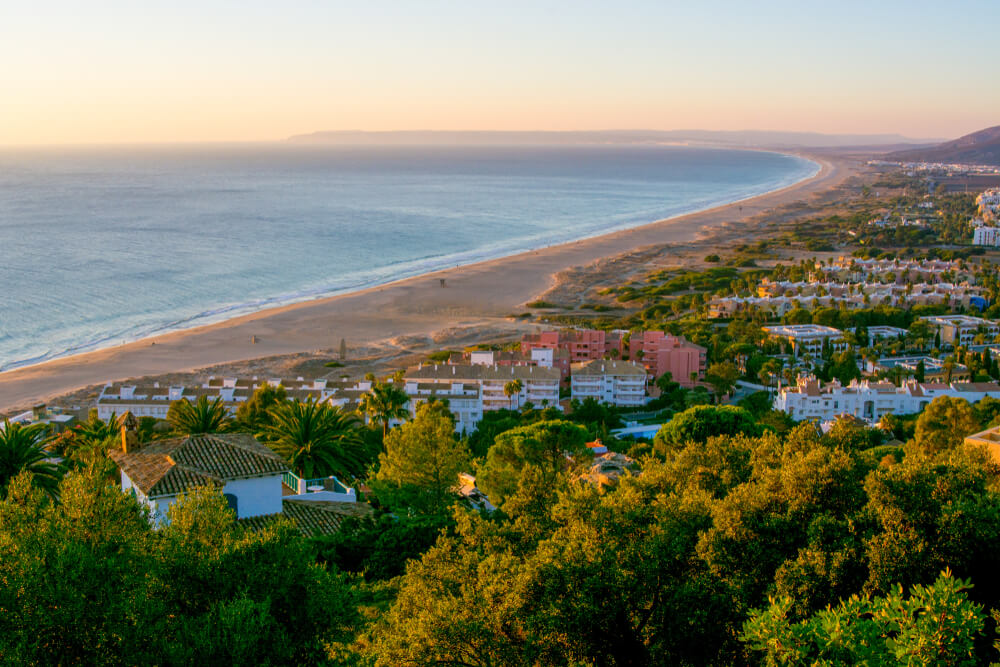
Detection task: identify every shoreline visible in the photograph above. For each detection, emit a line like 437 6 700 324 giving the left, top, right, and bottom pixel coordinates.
0 149 854 413
0 149 817 375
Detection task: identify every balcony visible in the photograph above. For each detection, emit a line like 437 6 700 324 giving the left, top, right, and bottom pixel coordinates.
282 471 357 502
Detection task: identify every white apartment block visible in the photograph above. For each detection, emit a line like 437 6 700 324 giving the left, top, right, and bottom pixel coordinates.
973 226 1000 247
570 360 648 407
468 347 555 368
401 380 483 433
762 324 848 358
96 376 372 420
774 375 1000 423
921 315 1000 347
405 364 562 411
861 326 910 341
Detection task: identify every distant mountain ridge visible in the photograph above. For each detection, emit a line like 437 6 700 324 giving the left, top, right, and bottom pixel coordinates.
887 125 1000 166
287 129 939 149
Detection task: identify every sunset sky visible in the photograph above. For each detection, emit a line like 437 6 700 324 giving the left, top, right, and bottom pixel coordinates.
3 1 998 145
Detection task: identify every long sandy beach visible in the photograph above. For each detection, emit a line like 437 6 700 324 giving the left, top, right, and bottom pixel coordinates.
0 150 856 413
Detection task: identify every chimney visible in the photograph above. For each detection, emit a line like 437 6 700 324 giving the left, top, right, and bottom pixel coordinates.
120 412 139 453
32 404 47 420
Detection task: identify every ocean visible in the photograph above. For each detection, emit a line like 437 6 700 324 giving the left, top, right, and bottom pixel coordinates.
0 144 817 371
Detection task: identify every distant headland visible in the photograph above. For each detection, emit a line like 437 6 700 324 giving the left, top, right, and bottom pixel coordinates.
286 129 938 149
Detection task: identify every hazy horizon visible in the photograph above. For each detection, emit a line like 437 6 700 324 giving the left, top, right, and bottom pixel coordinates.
3 1 998 145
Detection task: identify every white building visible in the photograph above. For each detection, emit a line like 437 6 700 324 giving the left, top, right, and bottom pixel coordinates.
762 324 848 358
921 315 1000 347
110 431 357 531
401 380 484 433
973 226 1000 247
1 404 75 433
861 326 910 341
96 376 372 420
570 360 648 407
774 375 1000 423
405 363 562 411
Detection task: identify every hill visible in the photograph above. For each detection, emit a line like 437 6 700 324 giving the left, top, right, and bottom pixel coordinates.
887 125 1000 165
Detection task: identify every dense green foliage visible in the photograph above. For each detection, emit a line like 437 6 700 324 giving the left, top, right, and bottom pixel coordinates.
0 472 356 665
370 404 472 515
0 419 62 498
654 404 760 452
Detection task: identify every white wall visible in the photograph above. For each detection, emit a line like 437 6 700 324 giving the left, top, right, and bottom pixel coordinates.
222 475 283 518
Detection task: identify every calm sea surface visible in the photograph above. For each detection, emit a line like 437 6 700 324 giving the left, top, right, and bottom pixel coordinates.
0 144 817 370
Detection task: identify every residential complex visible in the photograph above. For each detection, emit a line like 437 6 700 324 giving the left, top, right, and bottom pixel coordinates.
400 380 483 433
521 329 625 363
861 326 910 341
96 376 369 420
710 282 984 318
865 356 971 383
774 375 1000 423
404 363 562 412
762 324 847 358
973 226 1000 247
570 360 648 407
920 315 1000 347
627 331 706 386
977 188 1000 221
816 257 971 283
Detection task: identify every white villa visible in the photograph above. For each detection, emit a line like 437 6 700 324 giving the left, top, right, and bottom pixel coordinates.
109 429 358 532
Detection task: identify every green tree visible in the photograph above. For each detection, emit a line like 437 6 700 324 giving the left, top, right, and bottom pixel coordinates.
476 420 589 507
912 395 979 454
263 398 367 478
371 403 471 515
654 405 760 453
705 361 740 401
743 570 986 667
0 420 62 498
359 382 411 441
167 395 232 435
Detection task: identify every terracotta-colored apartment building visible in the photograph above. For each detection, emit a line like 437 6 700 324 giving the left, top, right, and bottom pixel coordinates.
521 329 705 387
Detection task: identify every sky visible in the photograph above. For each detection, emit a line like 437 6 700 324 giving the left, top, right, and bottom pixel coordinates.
2 0 998 145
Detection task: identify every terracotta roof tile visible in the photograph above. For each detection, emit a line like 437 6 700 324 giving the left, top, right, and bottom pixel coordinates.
238 499 373 536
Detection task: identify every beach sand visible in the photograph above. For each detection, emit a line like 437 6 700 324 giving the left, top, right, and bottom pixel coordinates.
0 150 858 413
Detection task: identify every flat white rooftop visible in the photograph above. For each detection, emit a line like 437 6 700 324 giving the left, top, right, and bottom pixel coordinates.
763 324 844 338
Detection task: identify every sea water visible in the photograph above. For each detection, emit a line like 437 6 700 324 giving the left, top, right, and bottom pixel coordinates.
0 144 817 371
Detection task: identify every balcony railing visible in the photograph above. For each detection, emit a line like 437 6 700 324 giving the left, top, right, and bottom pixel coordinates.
282 471 356 501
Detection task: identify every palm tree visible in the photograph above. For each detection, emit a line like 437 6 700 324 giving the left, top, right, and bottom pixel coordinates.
167 396 232 435
52 411 124 467
359 382 410 440
0 420 62 498
264 399 366 479
503 379 523 410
